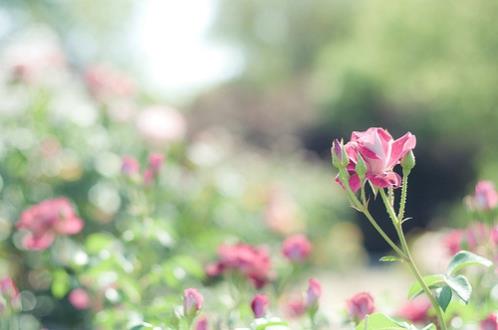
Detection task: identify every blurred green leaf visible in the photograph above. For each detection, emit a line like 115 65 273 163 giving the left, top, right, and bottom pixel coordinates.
407 274 445 299
355 313 413 330
446 250 492 275
445 275 472 304
51 269 70 298
85 232 115 254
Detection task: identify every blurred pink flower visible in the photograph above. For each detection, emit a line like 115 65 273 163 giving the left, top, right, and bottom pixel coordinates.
143 153 164 185
17 198 84 250
84 64 135 101
136 106 186 146
264 187 303 235
443 223 490 256
397 297 431 324
251 294 269 318
69 288 90 310
0 277 19 313
183 288 203 317
443 229 463 256
347 292 375 321
195 316 208 330
206 243 271 289
281 234 312 263
468 181 498 211
121 156 140 176
481 314 498 330
285 298 306 318
337 128 416 192
305 278 321 308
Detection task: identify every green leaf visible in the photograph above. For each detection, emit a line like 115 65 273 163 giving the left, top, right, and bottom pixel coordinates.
407 274 445 299
420 324 436 330
445 275 472 303
51 269 70 298
380 256 403 263
252 318 289 330
355 313 412 330
129 322 156 330
85 232 114 254
437 285 452 311
446 250 492 275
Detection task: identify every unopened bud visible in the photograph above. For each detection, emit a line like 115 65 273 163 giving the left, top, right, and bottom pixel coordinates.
331 139 349 169
401 151 416 175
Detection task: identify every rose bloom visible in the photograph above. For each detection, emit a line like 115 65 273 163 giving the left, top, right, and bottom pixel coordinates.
69 288 90 310
17 198 84 250
136 106 186 146
481 314 498 330
84 64 135 101
468 181 498 211
281 234 312 263
397 297 431 324
206 243 271 289
347 292 375 321
305 278 321 308
183 288 203 316
251 294 269 318
336 128 416 192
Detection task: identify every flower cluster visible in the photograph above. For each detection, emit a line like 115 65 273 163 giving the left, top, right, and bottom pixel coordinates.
206 243 271 288
16 198 84 250
121 153 164 185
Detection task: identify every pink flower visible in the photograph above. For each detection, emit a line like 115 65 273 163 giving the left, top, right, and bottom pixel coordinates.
69 288 90 310
148 153 164 172
195 316 208 330
305 278 321 308
0 277 19 312
136 106 186 146
84 64 135 101
183 288 203 316
281 234 312 263
443 230 464 256
443 223 489 256
337 128 416 192
285 298 306 318
121 156 140 176
470 181 498 211
347 292 375 321
481 314 498 330
251 294 269 318
397 297 431 323
206 243 271 289
17 198 84 250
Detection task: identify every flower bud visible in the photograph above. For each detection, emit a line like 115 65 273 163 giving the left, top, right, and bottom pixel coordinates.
355 154 367 183
195 316 208 330
347 292 375 321
305 278 321 308
331 139 349 169
251 294 269 318
481 313 498 330
183 288 203 318
121 156 140 176
400 150 416 174
281 234 312 263
148 153 164 173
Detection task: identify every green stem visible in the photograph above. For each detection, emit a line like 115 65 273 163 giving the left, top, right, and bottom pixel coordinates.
380 188 447 330
398 174 409 221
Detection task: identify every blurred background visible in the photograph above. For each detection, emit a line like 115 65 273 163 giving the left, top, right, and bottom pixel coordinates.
1 0 498 328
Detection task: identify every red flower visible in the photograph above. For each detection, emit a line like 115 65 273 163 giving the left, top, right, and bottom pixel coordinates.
481 314 498 330
397 297 431 323
251 294 269 318
206 243 271 289
347 292 375 321
336 128 416 192
281 234 312 263
17 198 84 250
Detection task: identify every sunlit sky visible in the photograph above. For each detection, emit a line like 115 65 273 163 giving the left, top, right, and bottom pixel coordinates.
132 0 242 100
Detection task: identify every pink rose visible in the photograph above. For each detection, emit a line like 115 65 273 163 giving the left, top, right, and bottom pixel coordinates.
397 297 431 323
183 288 203 316
481 314 498 330
305 278 321 308
17 198 84 250
470 181 498 211
347 292 375 321
337 128 416 192
195 316 208 330
69 288 90 310
251 294 269 318
281 234 312 263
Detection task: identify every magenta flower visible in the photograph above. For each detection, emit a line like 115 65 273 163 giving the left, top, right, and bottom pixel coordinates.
183 288 203 317
195 316 208 330
470 181 498 211
481 314 498 330
397 297 431 324
281 234 312 263
206 243 271 289
305 278 321 308
17 198 84 250
69 288 90 310
336 128 416 192
148 153 164 172
251 294 269 318
121 156 140 176
347 292 375 321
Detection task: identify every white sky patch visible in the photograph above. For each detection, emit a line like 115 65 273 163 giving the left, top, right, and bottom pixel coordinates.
132 0 242 100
